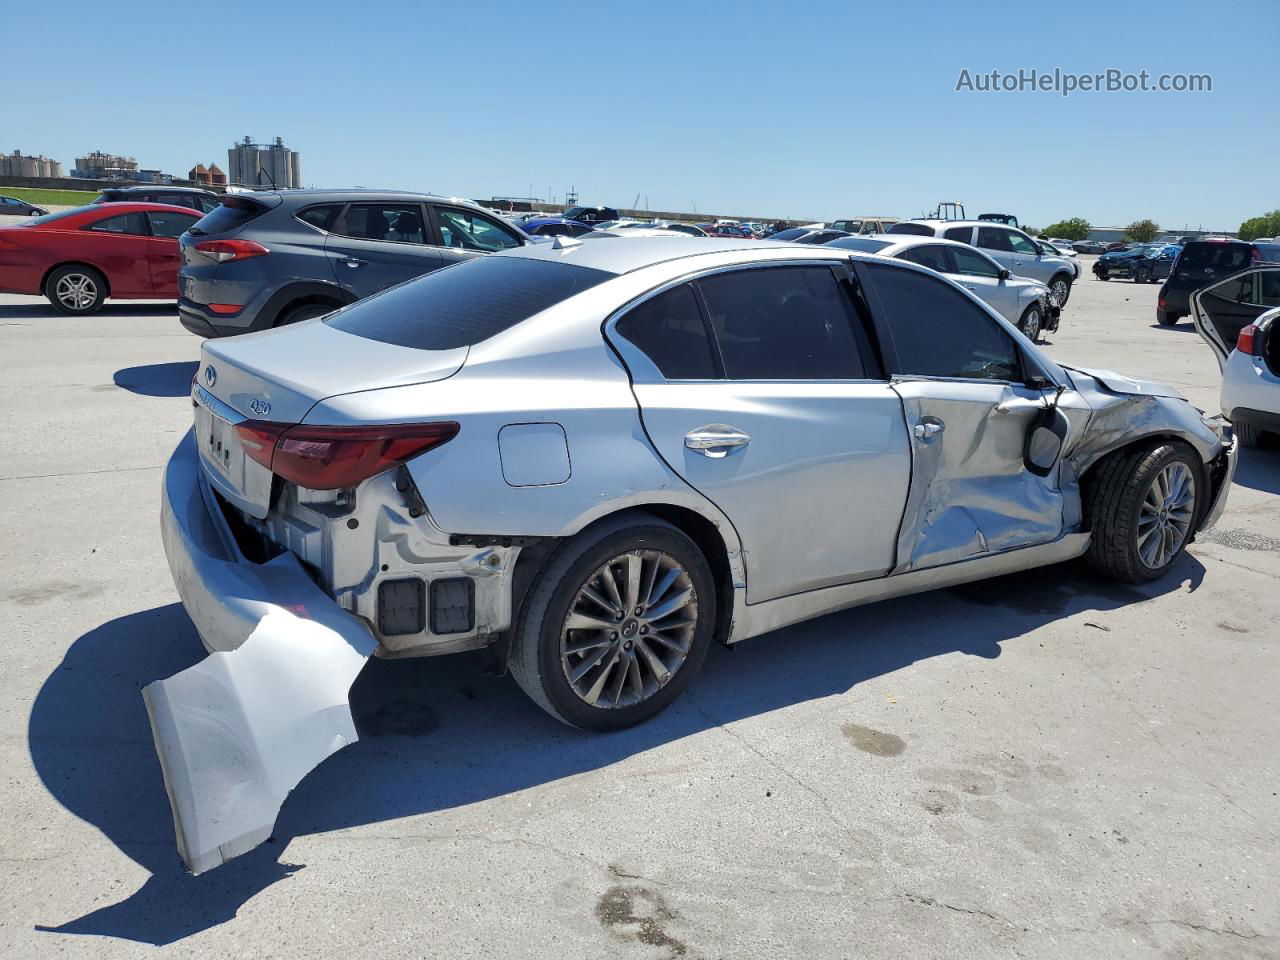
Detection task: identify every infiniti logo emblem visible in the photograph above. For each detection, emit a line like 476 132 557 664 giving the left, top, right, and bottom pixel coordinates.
248 398 271 416
203 365 217 387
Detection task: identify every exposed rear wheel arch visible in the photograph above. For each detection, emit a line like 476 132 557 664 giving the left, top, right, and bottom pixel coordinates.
273 296 344 328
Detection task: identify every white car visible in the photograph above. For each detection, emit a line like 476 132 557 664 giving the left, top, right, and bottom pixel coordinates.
827 234 1058 342
1192 265 1280 446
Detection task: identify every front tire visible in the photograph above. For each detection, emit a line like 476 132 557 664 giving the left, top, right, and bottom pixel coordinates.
1134 266 1151 284
1086 441 1201 583
44 264 107 315
1018 303 1043 343
1235 421 1263 448
510 514 716 731
1050 274 1073 306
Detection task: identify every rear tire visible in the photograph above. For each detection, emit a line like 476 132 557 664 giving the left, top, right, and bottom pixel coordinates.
1085 441 1201 583
44 264 107 315
1157 311 1180 326
509 513 716 731
1134 266 1151 283
275 301 338 327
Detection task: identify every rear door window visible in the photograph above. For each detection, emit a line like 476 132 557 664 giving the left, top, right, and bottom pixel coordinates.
697 266 869 380
296 204 343 232
614 283 718 380
865 262 1022 382
339 203 427 243
85 212 149 236
325 256 613 350
433 207 521 251
896 244 952 273
147 209 200 238
976 227 1014 252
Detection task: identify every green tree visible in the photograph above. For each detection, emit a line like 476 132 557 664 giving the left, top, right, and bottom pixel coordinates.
1042 218 1091 241
1125 219 1160 243
1238 210 1280 240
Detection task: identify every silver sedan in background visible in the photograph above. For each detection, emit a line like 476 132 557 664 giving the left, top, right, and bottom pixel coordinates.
826 234 1059 342
146 235 1235 875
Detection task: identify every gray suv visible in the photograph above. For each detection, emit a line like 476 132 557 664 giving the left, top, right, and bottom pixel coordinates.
887 219 1080 306
178 189 532 337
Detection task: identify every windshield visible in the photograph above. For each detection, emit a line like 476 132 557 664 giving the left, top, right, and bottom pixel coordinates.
325 255 614 350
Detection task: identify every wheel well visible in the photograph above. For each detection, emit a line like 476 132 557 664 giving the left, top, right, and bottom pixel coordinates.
41 262 109 299
1050 271 1072 286
272 292 345 327
1079 434 1207 529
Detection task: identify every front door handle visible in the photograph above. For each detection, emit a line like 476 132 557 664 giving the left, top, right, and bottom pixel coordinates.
685 425 750 458
913 421 944 440
339 257 366 268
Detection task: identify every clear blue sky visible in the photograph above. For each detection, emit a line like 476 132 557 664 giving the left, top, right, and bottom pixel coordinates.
6 0 1276 230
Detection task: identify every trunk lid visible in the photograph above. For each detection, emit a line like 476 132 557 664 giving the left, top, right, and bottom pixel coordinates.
194 319 467 517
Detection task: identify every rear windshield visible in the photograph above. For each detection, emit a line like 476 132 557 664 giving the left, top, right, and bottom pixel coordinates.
825 237 892 253
886 222 934 236
16 206 95 227
325 255 614 350
188 198 268 236
770 228 810 241
1177 242 1251 272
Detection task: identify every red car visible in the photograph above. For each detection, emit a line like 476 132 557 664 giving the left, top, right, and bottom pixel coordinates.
0 202 203 314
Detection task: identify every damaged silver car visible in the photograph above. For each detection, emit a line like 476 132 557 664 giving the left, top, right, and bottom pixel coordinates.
147 235 1236 873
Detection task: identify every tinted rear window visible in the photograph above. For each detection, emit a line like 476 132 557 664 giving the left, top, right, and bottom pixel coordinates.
1255 243 1280 263
826 237 892 253
886 222 934 236
1177 242 1251 272
770 228 810 241
189 198 268 236
325 256 614 350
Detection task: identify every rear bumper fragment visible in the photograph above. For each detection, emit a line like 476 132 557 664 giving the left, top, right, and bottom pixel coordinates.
145 432 377 873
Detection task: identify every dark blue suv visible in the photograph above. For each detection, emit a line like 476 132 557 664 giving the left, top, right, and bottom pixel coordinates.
178 190 531 337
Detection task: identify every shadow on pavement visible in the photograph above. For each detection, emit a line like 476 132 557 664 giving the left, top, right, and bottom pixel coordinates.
1233 445 1280 495
0 302 177 320
113 362 199 397
1146 322 1199 333
30 555 1203 945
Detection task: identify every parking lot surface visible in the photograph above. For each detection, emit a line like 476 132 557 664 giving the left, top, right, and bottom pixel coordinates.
2 268 1277 959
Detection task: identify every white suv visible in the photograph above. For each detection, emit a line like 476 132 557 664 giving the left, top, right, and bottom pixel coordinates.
888 219 1081 306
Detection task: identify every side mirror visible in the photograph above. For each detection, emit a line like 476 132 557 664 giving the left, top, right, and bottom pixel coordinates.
1024 406 1070 476
998 268 1011 281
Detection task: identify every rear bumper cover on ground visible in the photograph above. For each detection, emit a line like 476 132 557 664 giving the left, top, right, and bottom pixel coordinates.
145 432 377 873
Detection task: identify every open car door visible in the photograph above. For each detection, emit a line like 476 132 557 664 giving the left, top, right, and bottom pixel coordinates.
1191 267 1280 370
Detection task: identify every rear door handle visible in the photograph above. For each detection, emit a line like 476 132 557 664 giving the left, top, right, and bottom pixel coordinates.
339 257 366 268
685 425 751 458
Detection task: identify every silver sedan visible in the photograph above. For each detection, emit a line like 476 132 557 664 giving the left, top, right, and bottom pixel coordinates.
825 234 1058 342
146 235 1236 874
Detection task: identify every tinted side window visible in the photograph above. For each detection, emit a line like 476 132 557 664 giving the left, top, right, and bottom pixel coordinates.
697 266 868 380
297 204 342 232
976 228 1013 252
147 210 199 238
615 283 717 380
896 245 951 273
339 203 426 243
434 207 521 251
866 263 1021 381
951 247 1001 278
198 196 221 213
1260 272 1280 306
943 226 973 243
86 212 148 236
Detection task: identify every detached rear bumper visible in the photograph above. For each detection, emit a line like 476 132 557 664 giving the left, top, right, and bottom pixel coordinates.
147 432 377 873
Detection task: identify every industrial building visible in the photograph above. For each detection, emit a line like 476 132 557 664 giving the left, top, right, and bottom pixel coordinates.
188 163 228 187
0 150 64 178
226 136 301 189
72 150 139 180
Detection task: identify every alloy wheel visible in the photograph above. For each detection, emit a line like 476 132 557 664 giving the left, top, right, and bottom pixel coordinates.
54 273 98 311
1022 307 1042 342
559 549 698 709
1137 462 1196 569
1050 278 1070 305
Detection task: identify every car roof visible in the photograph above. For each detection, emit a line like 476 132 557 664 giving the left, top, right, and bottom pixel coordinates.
492 235 824 275
101 185 216 195
93 201 210 213
242 188 489 208
898 219 1016 230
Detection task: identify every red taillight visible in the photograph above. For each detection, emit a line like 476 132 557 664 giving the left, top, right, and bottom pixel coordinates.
1237 323 1260 355
1159 297 1166 307
208 303 243 315
195 239 269 263
1251 247 1262 263
235 421 459 490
